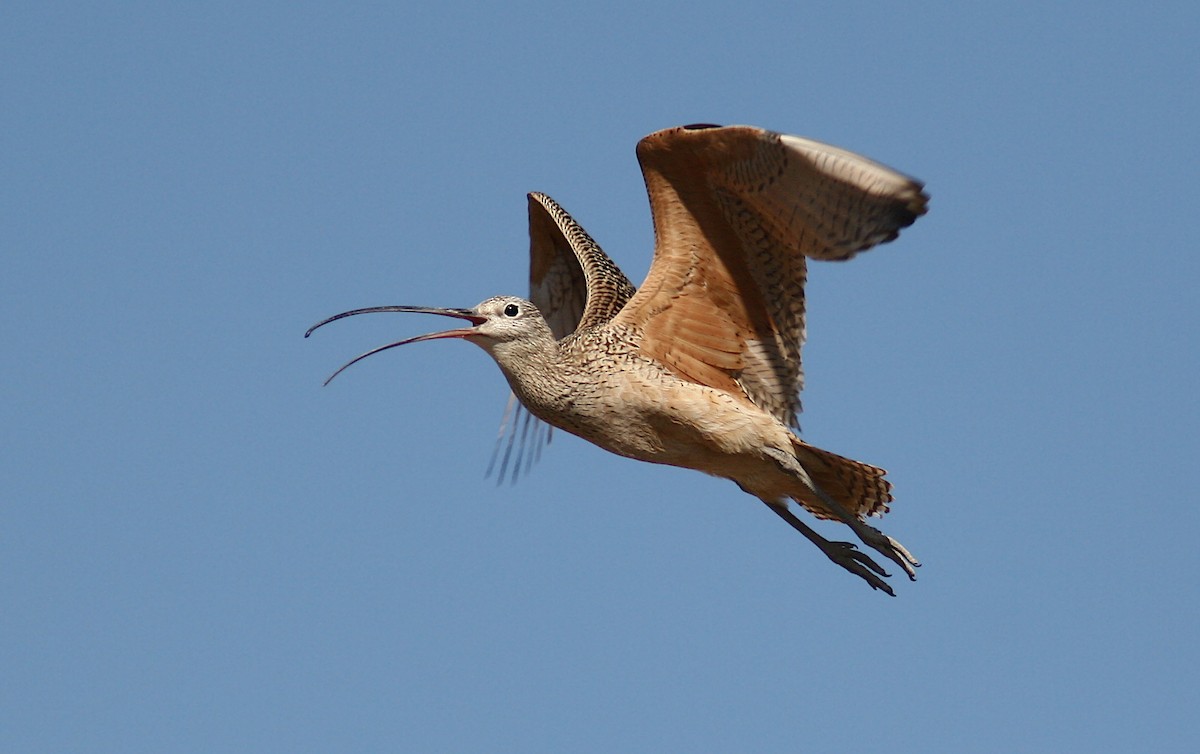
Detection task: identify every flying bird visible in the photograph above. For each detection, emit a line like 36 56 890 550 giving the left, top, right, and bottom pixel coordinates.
307 124 928 594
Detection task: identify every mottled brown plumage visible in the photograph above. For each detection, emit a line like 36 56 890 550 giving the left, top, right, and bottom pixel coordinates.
528 192 636 336
308 124 928 594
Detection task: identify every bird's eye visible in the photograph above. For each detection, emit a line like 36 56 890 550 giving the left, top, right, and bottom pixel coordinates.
503 303 520 317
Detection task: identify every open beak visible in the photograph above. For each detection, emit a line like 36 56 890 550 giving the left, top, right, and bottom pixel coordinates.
305 305 486 385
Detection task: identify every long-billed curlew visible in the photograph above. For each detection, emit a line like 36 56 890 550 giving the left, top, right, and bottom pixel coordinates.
307 124 928 595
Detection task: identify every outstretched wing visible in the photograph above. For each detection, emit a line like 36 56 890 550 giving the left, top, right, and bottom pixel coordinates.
490 192 637 482
614 124 927 428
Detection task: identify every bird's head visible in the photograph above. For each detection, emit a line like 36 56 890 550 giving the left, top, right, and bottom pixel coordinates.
305 295 553 385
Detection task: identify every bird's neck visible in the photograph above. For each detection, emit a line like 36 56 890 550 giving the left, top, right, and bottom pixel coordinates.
483 336 573 421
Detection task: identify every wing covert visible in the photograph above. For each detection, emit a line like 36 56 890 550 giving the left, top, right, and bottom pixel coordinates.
527 192 636 337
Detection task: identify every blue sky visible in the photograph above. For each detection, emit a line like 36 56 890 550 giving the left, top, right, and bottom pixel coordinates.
3 2 1197 751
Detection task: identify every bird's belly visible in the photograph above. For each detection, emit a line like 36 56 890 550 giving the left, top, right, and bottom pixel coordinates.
536 376 792 480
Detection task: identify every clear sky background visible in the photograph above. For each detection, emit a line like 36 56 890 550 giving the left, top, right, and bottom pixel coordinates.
4 2 1197 752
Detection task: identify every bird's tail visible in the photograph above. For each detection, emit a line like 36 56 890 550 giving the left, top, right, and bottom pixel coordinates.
788 438 893 521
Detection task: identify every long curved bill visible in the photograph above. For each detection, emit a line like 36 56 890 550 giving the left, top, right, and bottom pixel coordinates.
305 305 486 386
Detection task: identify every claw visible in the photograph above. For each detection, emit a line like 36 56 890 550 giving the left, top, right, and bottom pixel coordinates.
820 540 896 595
859 525 920 581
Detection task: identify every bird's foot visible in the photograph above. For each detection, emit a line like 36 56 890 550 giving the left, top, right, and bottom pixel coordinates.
818 539 896 596
855 524 920 581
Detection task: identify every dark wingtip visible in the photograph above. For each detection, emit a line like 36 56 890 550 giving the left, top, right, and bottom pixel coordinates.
682 122 723 130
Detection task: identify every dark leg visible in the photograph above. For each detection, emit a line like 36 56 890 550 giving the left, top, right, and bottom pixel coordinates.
763 447 920 580
764 501 896 596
